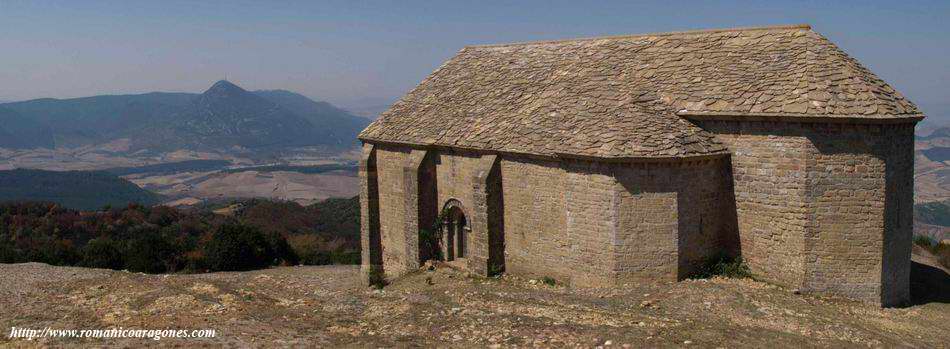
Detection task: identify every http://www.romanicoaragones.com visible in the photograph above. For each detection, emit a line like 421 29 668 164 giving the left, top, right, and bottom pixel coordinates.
9 327 217 341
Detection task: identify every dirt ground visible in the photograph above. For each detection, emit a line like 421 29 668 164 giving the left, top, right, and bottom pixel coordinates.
0 260 948 348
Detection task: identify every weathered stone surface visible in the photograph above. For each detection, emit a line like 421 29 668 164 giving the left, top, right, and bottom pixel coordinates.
374 146 412 278
369 149 737 288
694 120 915 306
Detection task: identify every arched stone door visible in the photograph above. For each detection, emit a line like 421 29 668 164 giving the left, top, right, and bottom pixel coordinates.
441 200 468 261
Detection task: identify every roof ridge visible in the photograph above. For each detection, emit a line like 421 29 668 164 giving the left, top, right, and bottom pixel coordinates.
466 24 813 49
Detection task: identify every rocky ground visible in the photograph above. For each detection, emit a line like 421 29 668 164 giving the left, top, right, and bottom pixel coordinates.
1 260 948 348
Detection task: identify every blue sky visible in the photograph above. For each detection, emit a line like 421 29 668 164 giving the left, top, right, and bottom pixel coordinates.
1 0 948 121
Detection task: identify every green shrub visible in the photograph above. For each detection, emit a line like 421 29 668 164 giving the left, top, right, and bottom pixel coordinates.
330 250 360 264
266 232 299 266
27 239 80 266
367 267 387 289
287 235 327 265
287 234 359 265
692 254 752 279
418 228 442 262
488 263 504 277
182 249 207 272
81 238 125 270
541 276 556 286
203 224 275 271
124 231 179 273
0 238 19 263
914 235 936 248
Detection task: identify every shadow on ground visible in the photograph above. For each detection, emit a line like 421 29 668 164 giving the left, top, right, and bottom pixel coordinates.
909 261 950 305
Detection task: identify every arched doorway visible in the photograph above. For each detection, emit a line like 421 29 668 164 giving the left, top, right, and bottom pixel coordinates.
441 200 468 261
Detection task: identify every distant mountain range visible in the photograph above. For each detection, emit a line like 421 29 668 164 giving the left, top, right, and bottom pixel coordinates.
0 169 160 210
0 81 370 153
915 124 950 242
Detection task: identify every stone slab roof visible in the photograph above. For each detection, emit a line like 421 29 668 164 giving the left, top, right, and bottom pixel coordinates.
360 24 922 159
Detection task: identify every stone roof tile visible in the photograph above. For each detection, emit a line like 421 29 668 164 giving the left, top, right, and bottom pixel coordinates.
360 24 920 158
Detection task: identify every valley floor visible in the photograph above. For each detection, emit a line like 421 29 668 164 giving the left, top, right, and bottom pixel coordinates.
0 261 948 348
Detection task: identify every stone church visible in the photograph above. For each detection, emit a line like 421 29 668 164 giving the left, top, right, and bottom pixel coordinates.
357 25 921 306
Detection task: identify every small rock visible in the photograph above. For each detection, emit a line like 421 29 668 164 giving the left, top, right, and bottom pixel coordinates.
684 340 693 345
638 321 646 327
604 340 613 346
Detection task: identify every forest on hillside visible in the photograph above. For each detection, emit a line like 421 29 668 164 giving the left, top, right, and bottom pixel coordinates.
0 169 160 210
0 197 360 273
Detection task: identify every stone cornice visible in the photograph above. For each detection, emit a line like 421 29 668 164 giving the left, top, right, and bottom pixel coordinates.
358 137 730 164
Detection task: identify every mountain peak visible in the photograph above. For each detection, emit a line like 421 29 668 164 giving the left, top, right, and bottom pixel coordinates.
204 80 247 97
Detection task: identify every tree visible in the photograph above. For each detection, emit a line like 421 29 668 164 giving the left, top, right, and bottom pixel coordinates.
124 230 179 273
203 223 275 271
81 238 125 270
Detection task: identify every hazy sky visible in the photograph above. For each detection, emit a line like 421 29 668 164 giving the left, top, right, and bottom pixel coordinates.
1 0 948 120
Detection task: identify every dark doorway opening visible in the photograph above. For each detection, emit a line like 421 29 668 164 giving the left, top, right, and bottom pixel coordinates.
443 204 468 260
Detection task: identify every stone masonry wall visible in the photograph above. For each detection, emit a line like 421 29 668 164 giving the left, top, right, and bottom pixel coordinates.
695 120 812 287
881 124 914 306
433 150 489 274
434 151 480 223
359 144 383 285
367 145 734 287
613 163 678 282
373 145 412 278
369 147 504 281
363 117 913 306
500 158 573 283
499 158 621 286
803 123 914 306
613 159 735 283
673 158 737 278
560 161 625 287
694 119 915 306
500 157 734 286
